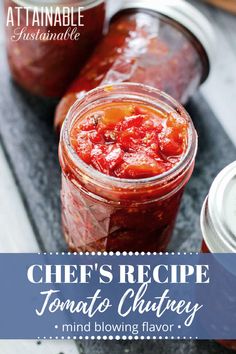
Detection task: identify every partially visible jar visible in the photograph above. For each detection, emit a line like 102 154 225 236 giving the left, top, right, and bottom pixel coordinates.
201 161 236 351
55 0 215 131
4 0 106 97
59 83 198 252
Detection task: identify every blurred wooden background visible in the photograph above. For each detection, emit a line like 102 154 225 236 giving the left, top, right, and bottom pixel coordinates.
203 0 236 14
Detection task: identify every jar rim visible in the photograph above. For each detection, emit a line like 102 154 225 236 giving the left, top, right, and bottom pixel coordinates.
61 83 198 190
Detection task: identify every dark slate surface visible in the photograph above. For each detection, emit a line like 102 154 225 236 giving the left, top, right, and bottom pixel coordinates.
0 45 236 353
78 339 234 354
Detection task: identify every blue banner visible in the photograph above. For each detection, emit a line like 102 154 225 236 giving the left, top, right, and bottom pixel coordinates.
0 253 235 340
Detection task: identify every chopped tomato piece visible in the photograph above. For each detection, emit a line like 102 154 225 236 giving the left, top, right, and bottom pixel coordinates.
115 153 166 179
134 105 148 115
89 130 104 144
79 118 96 131
159 134 183 156
73 131 93 164
121 114 144 129
100 105 133 127
166 112 188 130
118 127 142 150
105 144 124 170
71 101 188 178
91 146 109 174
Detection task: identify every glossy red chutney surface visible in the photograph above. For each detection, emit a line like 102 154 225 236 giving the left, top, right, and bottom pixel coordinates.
71 102 188 179
4 0 105 97
55 10 206 131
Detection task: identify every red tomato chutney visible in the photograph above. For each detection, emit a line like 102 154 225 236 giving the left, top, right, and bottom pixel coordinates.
4 0 105 98
55 0 214 131
59 84 198 252
70 103 188 179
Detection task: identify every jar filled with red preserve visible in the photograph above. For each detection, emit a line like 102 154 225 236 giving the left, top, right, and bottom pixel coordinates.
55 0 215 131
59 83 198 252
4 0 106 97
201 161 236 351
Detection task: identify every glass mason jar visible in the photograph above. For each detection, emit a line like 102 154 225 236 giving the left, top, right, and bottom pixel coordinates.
201 161 236 351
55 0 214 131
59 83 198 252
4 0 106 97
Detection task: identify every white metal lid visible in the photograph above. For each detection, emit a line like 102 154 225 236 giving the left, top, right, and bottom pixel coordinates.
201 161 236 253
118 0 215 79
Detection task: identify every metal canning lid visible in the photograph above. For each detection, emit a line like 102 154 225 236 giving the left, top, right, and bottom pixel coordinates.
11 0 104 11
201 161 236 253
117 0 215 80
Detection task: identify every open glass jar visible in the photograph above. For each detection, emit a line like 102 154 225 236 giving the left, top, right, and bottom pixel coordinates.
4 0 106 97
55 0 214 131
201 161 236 351
59 83 198 252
